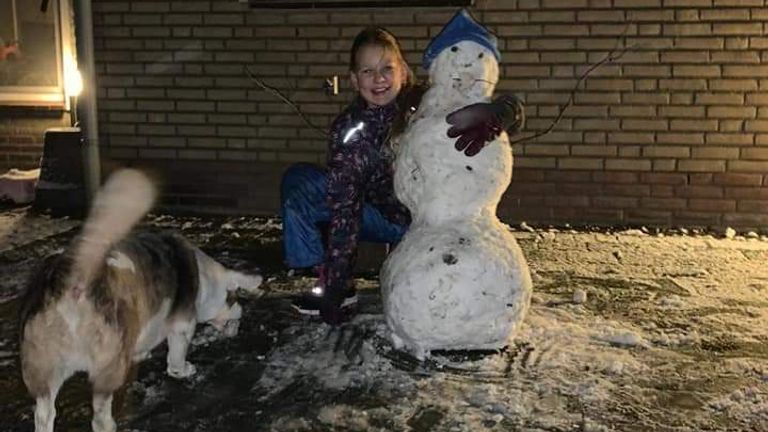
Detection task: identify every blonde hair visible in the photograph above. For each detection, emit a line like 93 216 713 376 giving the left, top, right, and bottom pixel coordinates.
349 27 414 88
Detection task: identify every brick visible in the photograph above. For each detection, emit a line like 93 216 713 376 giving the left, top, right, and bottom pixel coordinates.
738 200 768 212
641 197 687 210
713 172 763 186
622 93 670 104
541 0 588 7
728 160 768 172
604 184 651 197
543 24 590 36
614 0 661 6
692 147 739 159
696 92 744 105
675 185 723 198
665 0 711 6
628 10 674 22
689 199 736 212
720 120 747 132
740 148 768 160
673 65 721 78
714 23 762 35
516 157 558 168
707 106 756 118
578 10 625 21
670 119 719 131
724 65 768 78
572 145 617 156
643 146 690 158
652 158 676 171
725 187 768 199
663 24 711 36
607 132 655 144
725 37 750 50
530 11 575 22
555 157 602 170
605 158 652 171
723 213 768 227
592 196 638 208
745 120 768 132
622 119 669 131
705 133 753 146
678 160 727 172
659 106 706 118
659 79 708 91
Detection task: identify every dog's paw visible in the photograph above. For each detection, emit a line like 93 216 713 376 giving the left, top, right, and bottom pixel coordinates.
223 319 240 338
167 361 196 379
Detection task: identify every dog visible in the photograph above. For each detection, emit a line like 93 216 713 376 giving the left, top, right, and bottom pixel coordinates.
18 169 264 432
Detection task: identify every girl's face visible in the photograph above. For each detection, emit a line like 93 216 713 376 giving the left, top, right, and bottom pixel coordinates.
350 45 407 108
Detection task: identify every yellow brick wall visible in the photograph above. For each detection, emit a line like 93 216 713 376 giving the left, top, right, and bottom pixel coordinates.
83 0 768 229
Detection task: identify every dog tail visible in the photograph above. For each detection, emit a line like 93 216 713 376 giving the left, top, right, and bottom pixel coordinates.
67 168 157 291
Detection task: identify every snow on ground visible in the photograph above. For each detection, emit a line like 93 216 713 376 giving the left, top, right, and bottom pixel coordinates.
0 209 767 431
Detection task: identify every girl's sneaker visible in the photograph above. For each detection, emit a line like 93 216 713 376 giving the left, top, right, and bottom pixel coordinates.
290 265 357 316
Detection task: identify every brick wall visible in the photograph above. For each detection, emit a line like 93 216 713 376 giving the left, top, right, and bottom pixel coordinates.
0 112 68 172
89 0 768 230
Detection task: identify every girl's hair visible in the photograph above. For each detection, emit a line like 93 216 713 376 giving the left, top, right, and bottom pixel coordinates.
349 27 414 88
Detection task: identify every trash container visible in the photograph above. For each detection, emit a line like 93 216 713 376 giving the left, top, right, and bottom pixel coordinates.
33 127 86 217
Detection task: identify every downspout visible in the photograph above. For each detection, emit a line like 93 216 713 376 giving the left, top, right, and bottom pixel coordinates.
72 0 101 203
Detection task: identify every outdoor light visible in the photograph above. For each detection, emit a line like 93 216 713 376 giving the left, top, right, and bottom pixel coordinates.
65 67 83 98
64 56 82 126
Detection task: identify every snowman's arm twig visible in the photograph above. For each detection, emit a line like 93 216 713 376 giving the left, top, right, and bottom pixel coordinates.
509 34 638 145
245 66 329 138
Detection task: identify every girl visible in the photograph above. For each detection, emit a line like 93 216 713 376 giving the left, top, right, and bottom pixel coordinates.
281 26 523 325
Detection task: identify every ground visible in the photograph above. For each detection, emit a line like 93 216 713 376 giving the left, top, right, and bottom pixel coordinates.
0 207 766 432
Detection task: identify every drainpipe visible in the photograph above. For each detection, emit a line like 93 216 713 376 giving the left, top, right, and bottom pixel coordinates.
72 0 101 203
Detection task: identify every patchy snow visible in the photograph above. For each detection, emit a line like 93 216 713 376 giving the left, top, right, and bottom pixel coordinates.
1 210 767 431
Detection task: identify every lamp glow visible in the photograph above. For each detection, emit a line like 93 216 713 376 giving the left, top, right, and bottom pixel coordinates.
64 57 83 98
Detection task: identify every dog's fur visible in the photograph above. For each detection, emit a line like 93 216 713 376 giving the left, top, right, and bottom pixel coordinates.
18 169 263 432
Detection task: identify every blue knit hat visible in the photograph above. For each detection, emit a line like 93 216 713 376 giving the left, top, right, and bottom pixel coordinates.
422 9 501 71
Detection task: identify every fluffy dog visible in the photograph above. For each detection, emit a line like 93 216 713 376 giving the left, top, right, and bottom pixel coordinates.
18 169 263 432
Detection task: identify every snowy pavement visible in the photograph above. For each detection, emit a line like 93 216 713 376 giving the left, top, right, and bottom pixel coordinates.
0 208 766 431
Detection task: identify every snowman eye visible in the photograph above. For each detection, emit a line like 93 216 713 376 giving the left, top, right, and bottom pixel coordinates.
451 46 458 52
478 53 484 59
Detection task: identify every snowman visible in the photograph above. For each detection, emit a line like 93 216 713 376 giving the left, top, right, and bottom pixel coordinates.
381 10 533 359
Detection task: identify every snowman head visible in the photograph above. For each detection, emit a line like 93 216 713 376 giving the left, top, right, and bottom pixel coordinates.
423 9 500 99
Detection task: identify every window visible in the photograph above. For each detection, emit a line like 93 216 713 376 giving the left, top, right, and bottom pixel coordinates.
247 0 473 8
0 0 73 107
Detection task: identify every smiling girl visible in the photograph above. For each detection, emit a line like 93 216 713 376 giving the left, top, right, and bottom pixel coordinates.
281 25 524 324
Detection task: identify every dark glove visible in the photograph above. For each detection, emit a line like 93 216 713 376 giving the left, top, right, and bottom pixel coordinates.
446 94 525 157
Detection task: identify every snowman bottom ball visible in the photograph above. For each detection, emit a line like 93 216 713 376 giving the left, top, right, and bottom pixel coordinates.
381 219 532 359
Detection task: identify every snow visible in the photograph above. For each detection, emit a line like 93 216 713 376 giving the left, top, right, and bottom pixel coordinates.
1 211 767 431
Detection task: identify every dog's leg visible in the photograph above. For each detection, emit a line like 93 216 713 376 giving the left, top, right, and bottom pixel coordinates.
89 356 129 432
34 394 56 432
166 318 197 379
91 393 116 432
27 363 69 432
210 302 242 337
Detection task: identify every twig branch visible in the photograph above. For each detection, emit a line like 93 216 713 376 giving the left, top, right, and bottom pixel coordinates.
245 66 329 138
509 27 638 145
